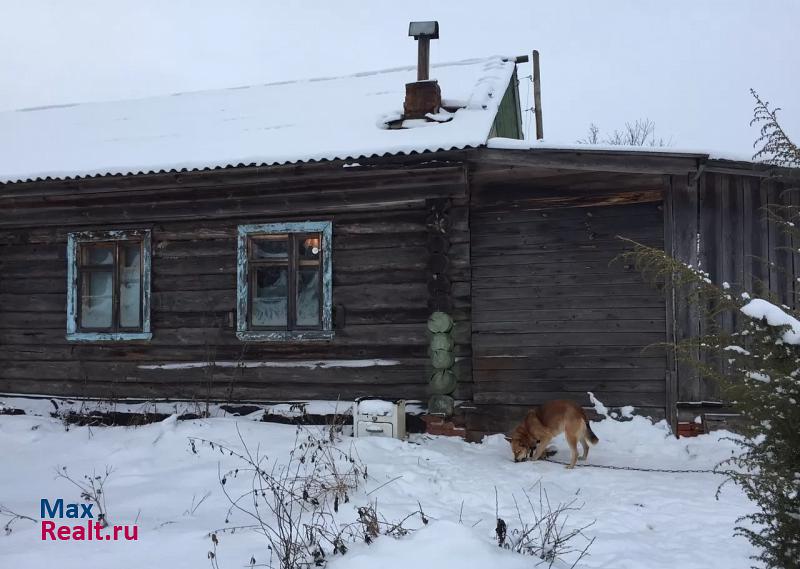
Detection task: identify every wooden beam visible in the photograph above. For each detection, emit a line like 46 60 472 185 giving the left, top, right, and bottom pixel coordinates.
474 148 701 175
0 150 471 196
532 50 543 140
665 173 700 433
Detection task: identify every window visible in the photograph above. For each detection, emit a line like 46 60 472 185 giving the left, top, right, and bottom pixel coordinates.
237 222 332 341
66 230 152 341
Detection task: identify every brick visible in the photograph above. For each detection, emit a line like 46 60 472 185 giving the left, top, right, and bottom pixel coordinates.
676 422 704 438
403 80 442 119
424 416 466 439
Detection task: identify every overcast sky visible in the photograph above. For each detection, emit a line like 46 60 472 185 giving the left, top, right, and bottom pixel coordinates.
1 0 797 156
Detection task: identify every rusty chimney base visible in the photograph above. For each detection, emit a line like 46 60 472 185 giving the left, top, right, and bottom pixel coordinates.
403 80 442 119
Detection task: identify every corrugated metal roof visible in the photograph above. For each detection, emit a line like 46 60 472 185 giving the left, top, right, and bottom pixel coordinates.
0 57 516 184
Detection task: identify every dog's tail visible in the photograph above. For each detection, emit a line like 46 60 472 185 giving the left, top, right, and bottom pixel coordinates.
585 420 599 445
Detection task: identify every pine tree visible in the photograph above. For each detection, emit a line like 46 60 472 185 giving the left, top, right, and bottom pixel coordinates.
623 93 800 568
624 240 800 568
751 90 800 168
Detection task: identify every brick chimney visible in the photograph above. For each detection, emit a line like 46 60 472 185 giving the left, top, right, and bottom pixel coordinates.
404 21 441 120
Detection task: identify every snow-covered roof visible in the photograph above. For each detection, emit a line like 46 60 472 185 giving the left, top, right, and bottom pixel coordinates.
0 57 516 184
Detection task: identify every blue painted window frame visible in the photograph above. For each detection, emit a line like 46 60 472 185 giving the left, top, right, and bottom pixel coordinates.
237 221 333 342
66 229 152 342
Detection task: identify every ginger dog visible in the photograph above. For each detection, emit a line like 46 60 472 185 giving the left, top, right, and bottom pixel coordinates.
510 400 599 468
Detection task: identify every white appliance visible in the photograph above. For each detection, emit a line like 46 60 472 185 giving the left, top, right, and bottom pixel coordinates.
353 398 406 439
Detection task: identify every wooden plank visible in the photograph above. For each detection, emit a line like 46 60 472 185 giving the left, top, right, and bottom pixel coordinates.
472 259 644 278
0 323 431 347
475 148 700 175
0 378 432 402
471 222 662 242
474 391 665 406
471 199 663 224
473 306 663 323
730 176 746 294
742 176 760 294
473 331 664 348
474 379 665 394
474 172 666 196
471 234 661 254
671 173 700 417
473 283 661 300
474 367 665 381
0 164 467 205
471 272 660 288
473 319 663 334
0 243 65 261
474 343 666 357
470 248 663 269
471 220 662 240
0 343 436 361
662 175 678 431
0 311 66 329
532 50 543 139
474 296 665 312
0 260 66 279
791 183 800 309
718 174 734 334
703 161 772 177
0 184 461 229
0 277 69 295
0 359 430 384
697 172 719 402
472 189 664 212
473 355 666 370
0 293 66 312
767 179 794 305
470 247 657 268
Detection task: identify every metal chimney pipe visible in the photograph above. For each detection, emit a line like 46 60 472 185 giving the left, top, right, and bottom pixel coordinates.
417 37 430 81
409 21 439 82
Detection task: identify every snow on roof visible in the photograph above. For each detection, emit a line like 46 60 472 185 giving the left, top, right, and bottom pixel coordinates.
0 57 516 184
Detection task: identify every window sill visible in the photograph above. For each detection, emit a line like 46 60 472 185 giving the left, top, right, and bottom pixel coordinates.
236 330 334 342
66 332 153 343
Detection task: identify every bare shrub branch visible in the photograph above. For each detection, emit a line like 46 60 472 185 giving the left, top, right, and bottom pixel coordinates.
0 504 38 536
495 481 595 568
193 425 426 569
55 465 113 528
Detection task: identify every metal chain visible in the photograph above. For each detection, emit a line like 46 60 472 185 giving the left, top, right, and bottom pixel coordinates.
542 457 717 474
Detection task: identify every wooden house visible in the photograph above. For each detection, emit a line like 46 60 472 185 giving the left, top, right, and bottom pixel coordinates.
1 45 796 438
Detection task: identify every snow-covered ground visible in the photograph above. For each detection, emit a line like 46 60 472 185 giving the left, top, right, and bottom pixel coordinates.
0 409 755 568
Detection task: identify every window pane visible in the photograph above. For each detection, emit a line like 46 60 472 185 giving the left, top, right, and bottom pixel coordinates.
252 267 288 327
297 267 320 327
81 244 114 266
298 234 322 261
119 244 142 328
81 271 113 328
251 236 288 260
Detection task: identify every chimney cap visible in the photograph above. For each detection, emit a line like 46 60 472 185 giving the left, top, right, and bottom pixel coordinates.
409 21 439 40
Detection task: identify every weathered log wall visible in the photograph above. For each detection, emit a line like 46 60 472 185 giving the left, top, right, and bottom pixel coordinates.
466 170 668 437
2 149 790 438
0 161 470 402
